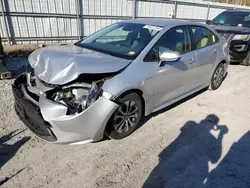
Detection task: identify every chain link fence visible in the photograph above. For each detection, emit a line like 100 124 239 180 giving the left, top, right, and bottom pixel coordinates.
0 0 249 45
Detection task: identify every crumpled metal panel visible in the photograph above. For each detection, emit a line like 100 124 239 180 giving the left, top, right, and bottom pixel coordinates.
28 45 131 85
39 96 119 144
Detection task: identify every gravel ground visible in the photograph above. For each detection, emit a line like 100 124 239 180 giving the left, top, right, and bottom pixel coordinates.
1 62 250 188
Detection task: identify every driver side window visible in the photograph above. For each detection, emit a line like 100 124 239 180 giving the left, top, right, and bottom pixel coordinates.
145 26 190 61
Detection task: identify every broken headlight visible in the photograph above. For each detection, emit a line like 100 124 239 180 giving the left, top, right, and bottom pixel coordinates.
51 82 102 115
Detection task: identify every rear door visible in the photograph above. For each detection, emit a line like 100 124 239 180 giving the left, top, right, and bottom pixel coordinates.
189 26 220 87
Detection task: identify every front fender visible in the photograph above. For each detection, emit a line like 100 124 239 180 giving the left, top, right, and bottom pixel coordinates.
102 79 154 116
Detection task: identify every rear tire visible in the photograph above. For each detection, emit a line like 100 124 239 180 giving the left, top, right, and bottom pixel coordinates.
105 93 143 140
210 63 225 90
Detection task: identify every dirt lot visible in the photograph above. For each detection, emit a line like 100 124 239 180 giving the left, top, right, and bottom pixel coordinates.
1 63 250 188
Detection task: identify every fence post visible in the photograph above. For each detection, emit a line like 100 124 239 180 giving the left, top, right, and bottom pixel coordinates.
0 0 10 45
174 0 178 19
76 0 83 40
0 34 11 79
0 35 3 55
132 0 137 19
206 3 211 21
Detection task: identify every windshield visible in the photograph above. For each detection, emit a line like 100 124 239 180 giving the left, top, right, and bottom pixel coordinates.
211 11 250 27
76 23 162 59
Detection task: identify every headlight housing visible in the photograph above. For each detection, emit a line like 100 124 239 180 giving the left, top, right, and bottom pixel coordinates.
233 34 250 41
50 82 103 115
48 81 114 115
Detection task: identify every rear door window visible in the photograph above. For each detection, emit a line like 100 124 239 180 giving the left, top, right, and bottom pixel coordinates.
190 26 218 50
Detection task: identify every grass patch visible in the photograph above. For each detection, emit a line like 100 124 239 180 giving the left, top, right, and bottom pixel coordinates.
3 44 40 58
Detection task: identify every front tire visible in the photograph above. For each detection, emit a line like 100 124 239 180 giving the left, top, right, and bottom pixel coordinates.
105 93 143 140
210 63 225 90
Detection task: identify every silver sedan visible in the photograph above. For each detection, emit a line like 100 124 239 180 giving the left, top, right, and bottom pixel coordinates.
12 19 229 144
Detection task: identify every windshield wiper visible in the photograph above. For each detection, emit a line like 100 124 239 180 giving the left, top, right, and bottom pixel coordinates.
212 22 224 25
224 24 236 27
212 23 237 27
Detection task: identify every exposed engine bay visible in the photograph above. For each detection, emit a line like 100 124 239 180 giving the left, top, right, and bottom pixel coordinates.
49 82 102 115
25 72 116 115
22 44 130 116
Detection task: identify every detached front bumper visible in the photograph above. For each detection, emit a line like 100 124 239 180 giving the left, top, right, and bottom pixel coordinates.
12 74 118 144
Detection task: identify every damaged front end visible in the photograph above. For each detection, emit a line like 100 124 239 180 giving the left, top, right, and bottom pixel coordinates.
44 73 115 115
12 71 119 144
11 44 133 144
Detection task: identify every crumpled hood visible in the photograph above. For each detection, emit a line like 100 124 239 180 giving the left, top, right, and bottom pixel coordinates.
210 25 250 34
28 45 131 85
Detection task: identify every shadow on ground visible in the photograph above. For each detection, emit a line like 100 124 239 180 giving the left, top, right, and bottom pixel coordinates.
204 130 250 188
0 129 30 185
143 114 232 188
138 88 207 130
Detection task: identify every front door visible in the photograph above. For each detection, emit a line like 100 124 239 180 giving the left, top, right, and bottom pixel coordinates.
144 26 197 108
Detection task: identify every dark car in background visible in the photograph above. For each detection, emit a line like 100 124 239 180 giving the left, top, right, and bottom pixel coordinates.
207 10 250 66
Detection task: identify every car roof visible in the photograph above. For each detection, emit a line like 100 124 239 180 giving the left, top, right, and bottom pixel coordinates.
224 9 250 13
119 19 205 27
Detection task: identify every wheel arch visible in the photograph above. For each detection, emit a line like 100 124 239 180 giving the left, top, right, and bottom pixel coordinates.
103 88 147 139
210 59 227 80
114 89 146 115
220 59 227 64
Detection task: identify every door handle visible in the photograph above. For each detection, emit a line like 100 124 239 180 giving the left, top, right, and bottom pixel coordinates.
212 49 217 54
188 57 196 64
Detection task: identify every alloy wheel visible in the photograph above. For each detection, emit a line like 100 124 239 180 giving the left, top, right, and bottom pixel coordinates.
213 66 224 88
113 101 139 133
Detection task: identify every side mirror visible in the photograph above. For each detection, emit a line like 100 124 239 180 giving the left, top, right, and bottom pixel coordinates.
206 20 211 24
159 50 181 66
